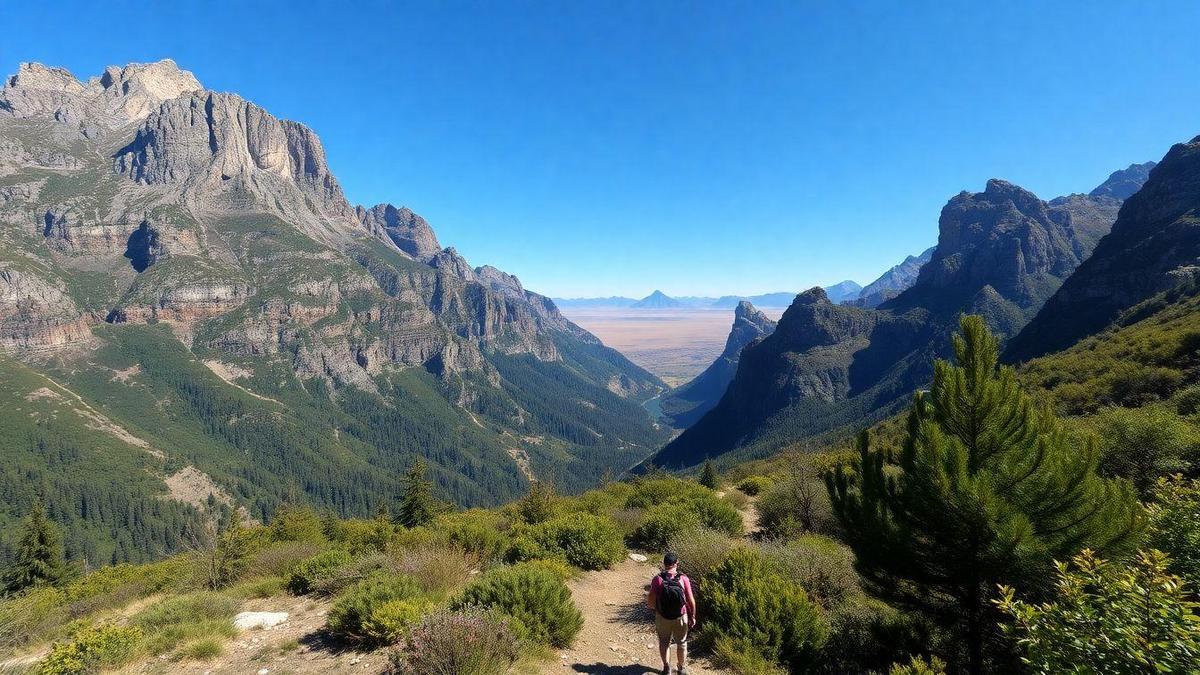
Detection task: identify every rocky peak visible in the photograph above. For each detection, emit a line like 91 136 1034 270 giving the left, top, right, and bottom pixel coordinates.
792 287 829 306
1090 161 1157 201
6 63 84 93
429 247 476 282
356 203 442 261
475 265 526 300
727 301 776 355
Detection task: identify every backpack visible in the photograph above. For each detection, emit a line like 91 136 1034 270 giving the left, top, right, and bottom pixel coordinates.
656 571 686 619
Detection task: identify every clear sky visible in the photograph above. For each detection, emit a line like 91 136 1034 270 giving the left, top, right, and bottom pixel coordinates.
4 1 1200 298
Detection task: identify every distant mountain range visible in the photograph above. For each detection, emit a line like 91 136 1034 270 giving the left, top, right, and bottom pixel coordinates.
556 280 869 310
646 161 1156 470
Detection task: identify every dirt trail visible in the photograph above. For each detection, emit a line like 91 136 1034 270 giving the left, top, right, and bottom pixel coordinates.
550 556 722 674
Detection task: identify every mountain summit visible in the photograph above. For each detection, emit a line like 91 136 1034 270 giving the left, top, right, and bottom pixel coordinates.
631 290 682 308
0 60 665 559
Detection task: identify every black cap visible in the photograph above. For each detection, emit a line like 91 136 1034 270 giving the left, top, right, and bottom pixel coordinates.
663 551 679 567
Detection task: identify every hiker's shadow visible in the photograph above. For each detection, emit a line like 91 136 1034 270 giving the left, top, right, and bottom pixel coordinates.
613 599 654 626
571 665 660 674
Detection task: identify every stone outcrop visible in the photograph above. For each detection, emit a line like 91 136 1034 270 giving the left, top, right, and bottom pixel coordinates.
659 300 777 428
854 247 934 308
357 204 442 261
1009 146 1200 360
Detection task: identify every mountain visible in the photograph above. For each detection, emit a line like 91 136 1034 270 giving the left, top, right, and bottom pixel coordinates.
647 169 1144 470
710 292 796 308
553 296 638 309
823 280 863 303
0 60 667 561
1089 161 1157 201
1008 149 1199 361
853 246 935 308
631 290 683 308
657 301 777 428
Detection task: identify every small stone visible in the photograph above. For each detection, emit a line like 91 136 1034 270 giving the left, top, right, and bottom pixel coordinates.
628 553 648 563
257 670 270 675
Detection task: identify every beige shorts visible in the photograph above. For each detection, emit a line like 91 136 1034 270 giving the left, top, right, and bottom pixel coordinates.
655 613 689 645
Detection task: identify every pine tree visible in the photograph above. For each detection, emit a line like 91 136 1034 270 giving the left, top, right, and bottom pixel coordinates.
826 315 1141 674
397 458 436 528
205 515 249 590
699 460 719 490
3 500 69 594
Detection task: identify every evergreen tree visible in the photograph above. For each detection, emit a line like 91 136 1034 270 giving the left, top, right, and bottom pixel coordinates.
827 315 1141 674
3 500 69 594
205 515 249 590
699 460 719 490
397 458 436 528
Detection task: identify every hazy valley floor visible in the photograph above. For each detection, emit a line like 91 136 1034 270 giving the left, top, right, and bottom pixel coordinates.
561 308 785 386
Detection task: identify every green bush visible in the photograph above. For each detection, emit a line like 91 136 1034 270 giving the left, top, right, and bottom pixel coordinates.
247 540 325 578
133 592 239 656
178 637 223 661
327 573 423 645
394 545 478 599
503 535 552 564
268 505 326 543
702 548 826 671
1091 405 1199 497
630 493 742 551
1148 476 1200 590
38 624 142 674
515 481 558 525
713 635 786 674
326 517 395 555
361 598 432 645
666 526 738 586
888 655 947 675
997 549 1200 674
390 607 521 675
1176 384 1200 416
821 596 928 674
285 549 354 595
436 511 510 560
757 535 859 607
530 514 625 570
756 475 835 539
736 476 773 497
451 563 582 648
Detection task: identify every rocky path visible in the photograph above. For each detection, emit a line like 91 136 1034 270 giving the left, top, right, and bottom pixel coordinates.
549 556 722 675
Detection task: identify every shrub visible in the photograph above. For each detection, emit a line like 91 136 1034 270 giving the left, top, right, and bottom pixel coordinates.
393 545 478 598
178 637 223 661
822 596 928 674
361 598 432 645
327 573 423 645
326 517 395 555
702 548 826 670
609 508 647 538
531 514 625 570
631 495 742 551
268 505 326 543
666 526 737 586
736 476 773 497
757 475 835 539
247 540 324 578
390 607 521 675
997 549 1200 674
309 552 390 597
228 576 284 599
1092 405 1198 497
757 535 859 607
503 535 553 564
285 549 354 595
1147 476 1200 592
436 511 510 560
38 624 142 674
0 586 67 651
888 655 948 675
723 488 751 511
1176 384 1200 416
133 592 239 656
515 481 558 525
451 563 582 648
713 635 787 674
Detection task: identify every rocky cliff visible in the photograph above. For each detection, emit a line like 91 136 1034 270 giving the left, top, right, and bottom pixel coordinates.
1008 149 1199 360
853 246 934 308
0 60 666 525
658 301 777 428
649 169 1147 469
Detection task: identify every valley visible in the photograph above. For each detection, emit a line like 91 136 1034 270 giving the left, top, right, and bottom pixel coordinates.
560 306 785 386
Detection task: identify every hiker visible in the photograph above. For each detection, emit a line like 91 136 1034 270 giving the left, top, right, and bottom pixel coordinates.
646 551 696 675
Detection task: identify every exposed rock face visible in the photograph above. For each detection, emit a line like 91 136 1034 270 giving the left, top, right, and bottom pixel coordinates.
659 300 777 428
885 179 1122 335
0 60 666 506
1009 146 1200 360
854 247 934 308
357 204 441 261
1 60 202 135
651 170 1148 470
1090 161 1157 201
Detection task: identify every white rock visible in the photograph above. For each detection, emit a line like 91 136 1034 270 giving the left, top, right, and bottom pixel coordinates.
257 670 270 675
628 553 648 563
234 611 289 631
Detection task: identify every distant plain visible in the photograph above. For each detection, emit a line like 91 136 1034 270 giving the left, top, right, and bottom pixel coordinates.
562 307 787 386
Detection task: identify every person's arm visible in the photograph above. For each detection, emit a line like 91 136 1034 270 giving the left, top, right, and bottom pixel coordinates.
646 576 659 611
684 576 697 626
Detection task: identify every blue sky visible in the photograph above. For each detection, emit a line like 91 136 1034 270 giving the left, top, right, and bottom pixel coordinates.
4 1 1200 297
